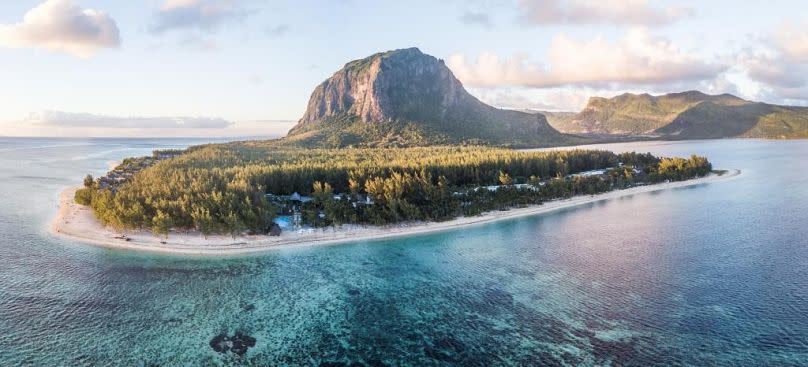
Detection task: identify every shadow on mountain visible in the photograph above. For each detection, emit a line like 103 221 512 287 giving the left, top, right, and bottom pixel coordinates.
658 102 771 139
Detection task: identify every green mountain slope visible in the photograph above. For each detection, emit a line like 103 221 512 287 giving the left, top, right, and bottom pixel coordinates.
550 90 808 139
558 91 746 134
658 102 808 139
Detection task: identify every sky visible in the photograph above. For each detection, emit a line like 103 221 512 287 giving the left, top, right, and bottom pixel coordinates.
0 0 806 137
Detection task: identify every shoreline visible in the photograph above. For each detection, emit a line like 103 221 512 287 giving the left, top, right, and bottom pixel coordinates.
49 169 741 257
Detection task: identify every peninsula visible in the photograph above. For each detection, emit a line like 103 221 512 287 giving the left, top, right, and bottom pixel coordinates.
52 144 732 255
52 168 740 256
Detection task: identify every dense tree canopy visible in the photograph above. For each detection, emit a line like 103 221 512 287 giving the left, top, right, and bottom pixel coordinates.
74 143 712 236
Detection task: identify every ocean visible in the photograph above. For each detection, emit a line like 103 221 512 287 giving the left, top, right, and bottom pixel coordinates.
0 137 806 366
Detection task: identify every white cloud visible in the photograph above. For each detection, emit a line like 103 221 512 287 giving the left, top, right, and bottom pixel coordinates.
0 0 120 58
743 51 805 89
517 0 692 26
772 21 808 63
25 111 233 129
469 87 593 111
179 35 218 51
2 111 298 138
459 12 492 28
739 22 808 105
448 28 725 89
470 88 558 110
152 0 248 33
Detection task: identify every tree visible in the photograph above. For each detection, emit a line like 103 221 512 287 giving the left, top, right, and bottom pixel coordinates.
252 200 277 234
223 211 245 240
498 171 513 185
324 195 354 226
74 188 93 206
312 181 334 202
348 178 362 196
117 199 145 233
191 205 215 239
152 210 173 242
83 174 94 188
554 157 568 176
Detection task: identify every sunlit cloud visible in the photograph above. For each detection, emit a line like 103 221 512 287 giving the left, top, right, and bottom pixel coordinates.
1 111 296 138
25 110 233 129
517 0 693 26
0 0 120 58
772 21 808 63
468 87 588 111
740 21 808 105
448 28 725 89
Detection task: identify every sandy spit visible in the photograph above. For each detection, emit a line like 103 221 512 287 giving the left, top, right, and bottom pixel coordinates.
49 170 741 257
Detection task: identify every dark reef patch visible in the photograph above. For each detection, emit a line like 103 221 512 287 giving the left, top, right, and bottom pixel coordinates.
209 332 257 356
482 288 514 307
752 331 808 352
346 288 361 296
423 335 466 363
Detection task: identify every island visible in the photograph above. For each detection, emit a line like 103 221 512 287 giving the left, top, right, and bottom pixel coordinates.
51 144 737 256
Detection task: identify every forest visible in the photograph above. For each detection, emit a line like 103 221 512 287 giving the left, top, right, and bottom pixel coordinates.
73 143 712 237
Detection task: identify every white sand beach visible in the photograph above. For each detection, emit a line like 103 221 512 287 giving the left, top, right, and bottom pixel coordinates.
49 170 741 256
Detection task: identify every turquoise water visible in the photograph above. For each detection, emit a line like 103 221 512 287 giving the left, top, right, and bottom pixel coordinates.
0 138 807 366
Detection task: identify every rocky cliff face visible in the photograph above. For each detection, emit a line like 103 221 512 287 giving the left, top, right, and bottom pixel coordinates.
298 48 467 124
288 48 565 147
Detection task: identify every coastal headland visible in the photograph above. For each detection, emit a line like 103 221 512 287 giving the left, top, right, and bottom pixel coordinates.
50 169 740 257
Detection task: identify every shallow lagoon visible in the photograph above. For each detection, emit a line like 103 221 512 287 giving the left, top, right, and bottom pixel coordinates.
1 138 806 366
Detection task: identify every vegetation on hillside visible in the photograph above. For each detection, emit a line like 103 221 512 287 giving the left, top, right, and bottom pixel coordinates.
549 90 808 139
74 143 712 237
285 114 452 148
286 112 585 148
658 102 808 139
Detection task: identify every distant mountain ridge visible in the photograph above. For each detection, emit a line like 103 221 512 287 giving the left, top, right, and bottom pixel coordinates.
286 48 570 148
546 91 808 139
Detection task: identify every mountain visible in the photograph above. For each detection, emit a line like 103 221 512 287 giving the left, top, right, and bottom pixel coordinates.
526 110 578 131
547 91 808 139
656 101 808 139
286 48 570 148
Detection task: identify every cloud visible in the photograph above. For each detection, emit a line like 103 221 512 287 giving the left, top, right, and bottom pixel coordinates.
740 22 808 104
743 57 808 103
151 0 249 33
179 35 218 51
471 88 558 110
459 12 492 27
0 0 120 58
517 0 693 26
771 21 808 63
266 24 290 37
470 87 592 111
25 111 233 129
743 52 805 89
448 28 725 89
1 112 295 138
695 74 742 98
